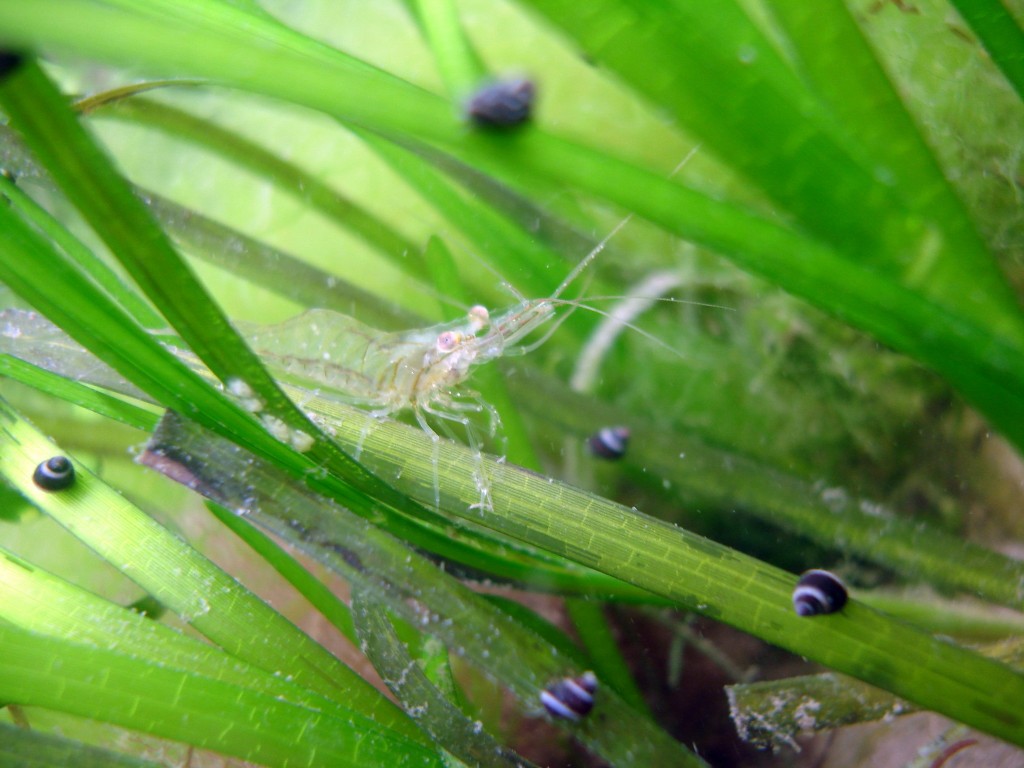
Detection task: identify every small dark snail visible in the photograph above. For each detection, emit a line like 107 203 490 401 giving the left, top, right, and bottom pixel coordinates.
466 78 535 127
587 426 630 460
32 455 76 491
540 671 598 721
793 569 848 616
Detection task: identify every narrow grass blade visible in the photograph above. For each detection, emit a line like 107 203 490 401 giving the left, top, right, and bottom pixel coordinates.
509 371 1024 611
404 0 486 97
351 589 535 768
144 189 421 329
566 599 650 716
948 0 1024 99
0 723 162 768
727 672 916 750
357 128 567 306
767 1 1003 275
0 544 353 715
93 97 425 283
0 625 442 768
204 500 358 645
0 354 159 432
0 162 164 330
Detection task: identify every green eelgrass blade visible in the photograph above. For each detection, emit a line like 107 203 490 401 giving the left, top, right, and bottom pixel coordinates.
0 543 366 723
0 166 165 330
351 589 535 768
857 592 1024 641
948 0 1024 100
99 0 398 80
356 128 574 308
143 189 421 330
0 625 442 768
403 0 487 98
565 598 651 716
0 115 420 330
204 500 358 645
0 723 163 768
766 1 1001 259
88 97 426 286
145 407 1024 747
0 354 159 432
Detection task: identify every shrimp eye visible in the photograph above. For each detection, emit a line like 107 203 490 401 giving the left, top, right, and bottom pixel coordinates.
588 426 630 460
33 455 76 491
466 78 535 127
436 331 462 353
540 671 598 721
793 569 848 616
468 305 490 332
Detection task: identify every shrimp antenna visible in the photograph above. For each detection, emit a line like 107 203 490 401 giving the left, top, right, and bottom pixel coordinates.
514 296 690 361
550 214 634 301
572 294 735 312
551 143 702 302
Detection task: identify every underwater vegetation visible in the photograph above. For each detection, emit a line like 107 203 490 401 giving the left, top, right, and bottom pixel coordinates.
0 1 1022 766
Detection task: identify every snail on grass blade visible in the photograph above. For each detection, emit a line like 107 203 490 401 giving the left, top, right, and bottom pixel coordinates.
33 455 76 491
540 671 598 721
792 569 848 617
466 77 535 128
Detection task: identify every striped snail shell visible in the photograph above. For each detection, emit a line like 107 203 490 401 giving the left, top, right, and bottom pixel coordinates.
540 671 598 721
792 569 848 616
32 455 76 491
587 426 630 460
466 78 535 127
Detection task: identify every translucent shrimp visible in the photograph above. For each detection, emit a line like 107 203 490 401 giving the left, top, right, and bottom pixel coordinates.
244 300 536 408
237 294 554 509
240 302 550 438
236 216 635 510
